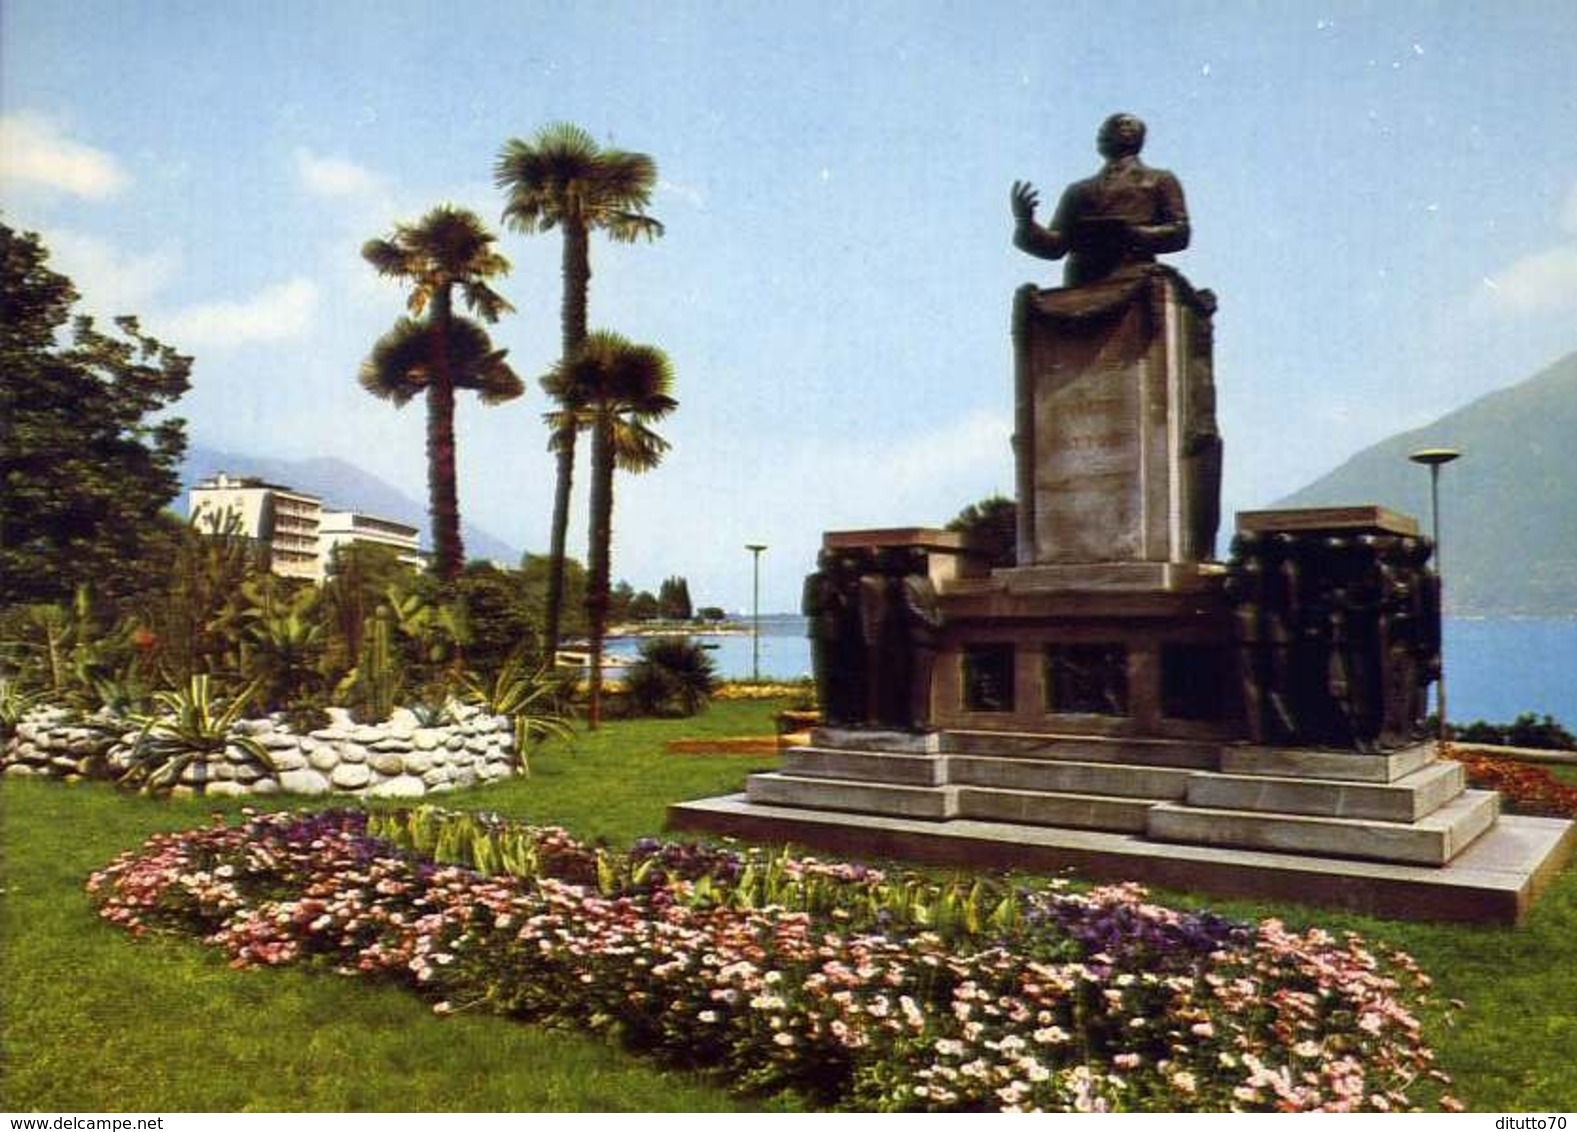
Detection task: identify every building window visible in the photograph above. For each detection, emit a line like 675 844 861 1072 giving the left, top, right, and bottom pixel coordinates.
962 645 1015 713
1045 643 1129 715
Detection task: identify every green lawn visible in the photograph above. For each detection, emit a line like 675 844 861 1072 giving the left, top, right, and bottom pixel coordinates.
3 697 1574 1111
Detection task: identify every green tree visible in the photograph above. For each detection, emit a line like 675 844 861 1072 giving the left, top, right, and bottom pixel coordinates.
947 494 1019 570
455 562 540 676
495 123 663 659
657 575 693 621
360 206 520 582
1 224 191 608
543 331 676 727
627 589 660 622
519 552 588 640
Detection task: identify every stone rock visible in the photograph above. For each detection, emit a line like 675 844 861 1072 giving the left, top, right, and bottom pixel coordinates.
338 743 368 765
371 738 411 753
465 737 491 754
330 762 371 790
270 748 307 772
403 750 433 775
261 732 298 750
307 748 339 772
421 767 452 788
279 768 331 796
251 777 280 795
452 767 478 790
205 780 248 798
235 763 263 782
353 725 384 745
4 764 35 777
208 762 236 781
369 752 405 776
170 785 196 800
446 735 466 751
413 729 441 752
366 774 426 799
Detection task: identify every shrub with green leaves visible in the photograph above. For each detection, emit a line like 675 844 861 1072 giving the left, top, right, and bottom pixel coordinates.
623 636 717 718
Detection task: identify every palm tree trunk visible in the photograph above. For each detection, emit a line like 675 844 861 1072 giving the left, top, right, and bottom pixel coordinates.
542 221 592 659
427 289 464 583
542 429 576 655
585 407 614 730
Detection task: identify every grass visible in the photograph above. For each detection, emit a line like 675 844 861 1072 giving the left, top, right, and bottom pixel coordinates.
3 697 1575 1111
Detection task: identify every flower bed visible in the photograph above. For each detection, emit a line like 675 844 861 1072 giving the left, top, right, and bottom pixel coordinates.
1451 749 1577 819
87 810 1460 1112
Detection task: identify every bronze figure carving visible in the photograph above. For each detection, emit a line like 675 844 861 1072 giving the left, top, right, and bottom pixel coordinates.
1012 113 1190 288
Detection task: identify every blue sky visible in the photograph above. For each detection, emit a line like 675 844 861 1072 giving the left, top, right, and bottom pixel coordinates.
4 1 1575 612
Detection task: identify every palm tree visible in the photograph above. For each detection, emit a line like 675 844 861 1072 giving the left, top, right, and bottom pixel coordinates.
361 206 518 582
495 123 663 659
543 331 676 728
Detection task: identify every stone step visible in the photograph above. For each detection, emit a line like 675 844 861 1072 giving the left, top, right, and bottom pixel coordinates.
954 786 1154 832
744 772 954 820
949 754 1193 800
808 728 942 754
1184 758 1466 822
1219 743 1436 784
943 729 1221 769
782 746 947 786
1147 789 1501 866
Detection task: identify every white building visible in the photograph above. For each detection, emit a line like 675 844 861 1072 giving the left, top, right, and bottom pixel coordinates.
319 510 424 573
189 472 423 581
189 473 323 580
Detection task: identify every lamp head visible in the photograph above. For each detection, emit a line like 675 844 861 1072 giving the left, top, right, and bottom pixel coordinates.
1409 448 1461 468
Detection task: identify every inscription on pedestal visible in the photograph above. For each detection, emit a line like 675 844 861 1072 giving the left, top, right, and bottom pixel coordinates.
1016 271 1213 567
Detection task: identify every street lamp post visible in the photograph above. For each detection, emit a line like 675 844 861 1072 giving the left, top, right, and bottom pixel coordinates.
1409 448 1461 750
745 544 767 683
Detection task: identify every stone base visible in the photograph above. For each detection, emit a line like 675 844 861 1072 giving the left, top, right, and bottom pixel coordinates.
675 729 1575 923
668 795 1574 924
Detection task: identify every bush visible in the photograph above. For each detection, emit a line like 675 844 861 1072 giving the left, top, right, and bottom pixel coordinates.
1452 713 1576 751
623 637 717 718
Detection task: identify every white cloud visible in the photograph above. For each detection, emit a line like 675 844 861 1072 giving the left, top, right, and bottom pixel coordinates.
1479 244 1577 316
294 147 381 198
161 278 320 348
1562 180 1577 236
0 113 129 200
44 228 181 316
659 178 707 210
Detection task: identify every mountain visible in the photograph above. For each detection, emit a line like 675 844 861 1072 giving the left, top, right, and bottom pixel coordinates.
180 445 523 565
1274 350 1577 616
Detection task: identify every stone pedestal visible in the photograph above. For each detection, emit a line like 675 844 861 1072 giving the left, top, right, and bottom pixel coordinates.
1014 267 1219 568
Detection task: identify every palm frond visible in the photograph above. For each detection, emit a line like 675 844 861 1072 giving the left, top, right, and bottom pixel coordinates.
359 318 431 406
495 123 662 239
610 417 671 474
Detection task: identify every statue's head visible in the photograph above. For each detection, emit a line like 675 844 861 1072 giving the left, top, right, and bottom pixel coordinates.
1097 113 1146 159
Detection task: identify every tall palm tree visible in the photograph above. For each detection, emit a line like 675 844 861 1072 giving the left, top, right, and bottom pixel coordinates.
495 123 663 658
544 330 676 728
361 206 517 582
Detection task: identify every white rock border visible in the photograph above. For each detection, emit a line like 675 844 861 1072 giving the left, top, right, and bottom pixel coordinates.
1 703 517 798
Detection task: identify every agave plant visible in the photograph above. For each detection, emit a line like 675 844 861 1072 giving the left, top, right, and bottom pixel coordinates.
461 656 575 776
121 675 275 795
0 676 46 742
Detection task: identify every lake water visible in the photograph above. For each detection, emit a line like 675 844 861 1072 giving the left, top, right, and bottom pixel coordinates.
610 615 1577 726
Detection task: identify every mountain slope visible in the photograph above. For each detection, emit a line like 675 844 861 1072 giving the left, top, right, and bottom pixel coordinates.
180 445 522 565
1275 350 1577 615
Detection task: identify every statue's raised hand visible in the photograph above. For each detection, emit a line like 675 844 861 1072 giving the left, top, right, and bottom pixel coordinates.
1011 180 1039 222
